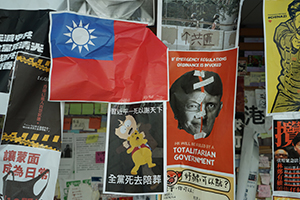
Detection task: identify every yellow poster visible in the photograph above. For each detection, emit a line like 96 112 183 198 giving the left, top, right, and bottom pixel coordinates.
265 0 300 114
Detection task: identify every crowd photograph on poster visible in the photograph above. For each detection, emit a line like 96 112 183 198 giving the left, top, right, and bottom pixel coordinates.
0 0 299 200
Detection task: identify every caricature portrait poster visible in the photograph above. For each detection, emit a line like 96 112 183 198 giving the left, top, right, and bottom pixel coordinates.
163 48 237 200
103 102 166 195
272 113 300 198
264 0 300 114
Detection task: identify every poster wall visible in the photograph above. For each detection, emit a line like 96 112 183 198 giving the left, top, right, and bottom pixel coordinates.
264 0 300 114
1 52 61 151
272 113 300 198
163 48 238 199
104 102 166 195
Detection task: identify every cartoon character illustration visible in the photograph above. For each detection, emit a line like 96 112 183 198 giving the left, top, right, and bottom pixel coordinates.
126 130 156 175
115 115 143 149
167 170 182 186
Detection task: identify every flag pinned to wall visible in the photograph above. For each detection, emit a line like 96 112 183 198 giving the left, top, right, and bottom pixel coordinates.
49 12 168 103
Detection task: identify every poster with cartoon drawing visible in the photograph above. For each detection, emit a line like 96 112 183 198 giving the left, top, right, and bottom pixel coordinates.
103 102 166 195
264 0 300 114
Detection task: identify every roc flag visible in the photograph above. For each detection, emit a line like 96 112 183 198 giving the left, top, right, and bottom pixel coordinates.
49 12 168 103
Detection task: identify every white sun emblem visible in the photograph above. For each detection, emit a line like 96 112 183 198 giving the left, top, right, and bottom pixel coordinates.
64 20 97 53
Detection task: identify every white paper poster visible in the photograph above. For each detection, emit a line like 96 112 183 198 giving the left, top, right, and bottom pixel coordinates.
0 145 61 199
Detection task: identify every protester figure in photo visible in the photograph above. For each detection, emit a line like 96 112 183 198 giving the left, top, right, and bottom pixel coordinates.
63 144 72 158
272 0 300 112
169 70 223 139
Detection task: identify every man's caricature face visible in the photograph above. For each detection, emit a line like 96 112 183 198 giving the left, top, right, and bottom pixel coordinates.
115 115 138 140
177 90 222 137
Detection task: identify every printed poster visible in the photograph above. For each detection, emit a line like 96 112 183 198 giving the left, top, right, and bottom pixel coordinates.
157 0 244 50
0 9 52 114
104 102 166 195
272 113 300 198
163 48 237 200
1 52 61 151
0 145 61 200
0 9 52 89
264 0 300 114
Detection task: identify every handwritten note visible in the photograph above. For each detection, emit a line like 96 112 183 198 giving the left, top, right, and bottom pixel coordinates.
89 117 101 129
64 103 70 115
69 103 82 115
94 103 101 115
260 173 271 185
86 134 99 144
259 156 270 168
63 117 72 130
257 184 271 198
82 103 94 115
72 118 85 130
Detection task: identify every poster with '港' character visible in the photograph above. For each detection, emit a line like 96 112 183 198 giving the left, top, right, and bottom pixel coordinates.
273 113 300 198
103 102 166 195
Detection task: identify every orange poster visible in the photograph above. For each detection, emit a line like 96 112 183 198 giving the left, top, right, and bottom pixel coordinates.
167 48 238 175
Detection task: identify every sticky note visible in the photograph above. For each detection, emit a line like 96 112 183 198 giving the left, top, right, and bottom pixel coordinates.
82 103 94 115
94 103 101 115
259 156 269 168
86 134 98 144
260 173 271 185
101 116 107 127
95 151 105 163
83 118 95 131
69 103 82 115
63 117 72 130
257 185 271 198
64 103 70 115
89 117 101 129
68 130 80 133
97 127 106 133
72 118 85 130
100 103 108 114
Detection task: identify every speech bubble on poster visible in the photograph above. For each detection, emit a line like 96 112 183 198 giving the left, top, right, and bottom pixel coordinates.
180 169 230 192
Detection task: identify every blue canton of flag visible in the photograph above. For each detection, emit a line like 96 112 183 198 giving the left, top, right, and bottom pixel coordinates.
50 12 114 60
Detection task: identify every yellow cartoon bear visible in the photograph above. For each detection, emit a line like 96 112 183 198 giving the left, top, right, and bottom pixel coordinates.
127 130 156 175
